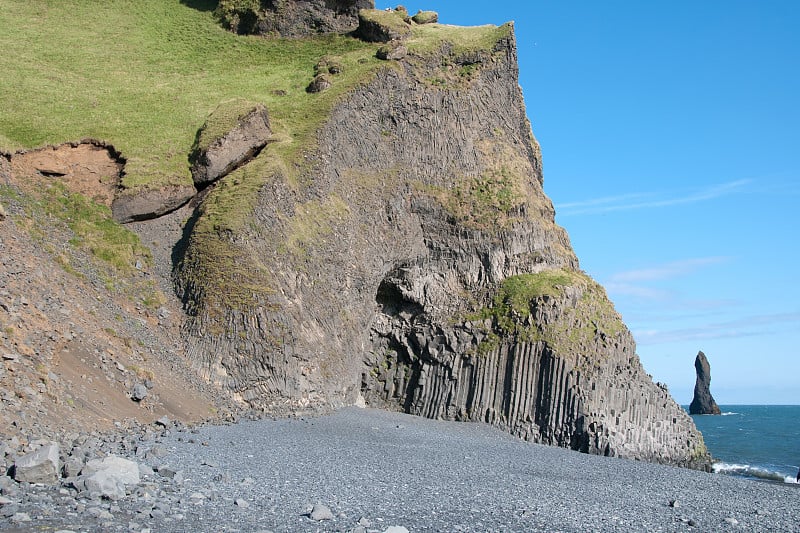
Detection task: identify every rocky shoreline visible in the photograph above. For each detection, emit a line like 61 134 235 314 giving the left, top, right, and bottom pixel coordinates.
2 408 797 532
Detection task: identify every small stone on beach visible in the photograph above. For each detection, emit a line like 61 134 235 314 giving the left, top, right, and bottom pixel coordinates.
309 503 333 520
383 527 410 533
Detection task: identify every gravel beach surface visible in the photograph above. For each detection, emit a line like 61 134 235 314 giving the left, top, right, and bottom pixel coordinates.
3 407 799 532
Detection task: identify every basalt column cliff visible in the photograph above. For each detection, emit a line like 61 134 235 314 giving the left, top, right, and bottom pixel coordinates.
177 8 709 468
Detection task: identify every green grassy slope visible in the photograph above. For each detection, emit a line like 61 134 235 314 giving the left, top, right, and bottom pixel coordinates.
0 2 511 194
0 0 382 190
1 0 513 320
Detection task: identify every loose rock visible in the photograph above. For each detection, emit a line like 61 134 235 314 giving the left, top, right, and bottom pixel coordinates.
309 502 334 520
13 442 60 484
377 43 408 61
131 383 148 402
307 74 333 94
81 455 140 500
383 527 410 533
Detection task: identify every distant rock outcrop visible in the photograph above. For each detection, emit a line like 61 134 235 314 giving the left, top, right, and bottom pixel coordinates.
689 351 721 415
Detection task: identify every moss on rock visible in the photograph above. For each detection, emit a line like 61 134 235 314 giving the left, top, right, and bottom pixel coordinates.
193 99 266 156
178 153 283 321
411 10 438 25
469 269 626 367
356 9 412 42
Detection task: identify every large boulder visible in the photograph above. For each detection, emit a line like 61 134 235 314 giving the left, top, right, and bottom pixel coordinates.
356 8 412 42
307 73 333 94
376 42 408 61
190 101 272 189
411 10 438 25
80 456 140 500
13 443 60 484
111 184 195 223
689 351 721 415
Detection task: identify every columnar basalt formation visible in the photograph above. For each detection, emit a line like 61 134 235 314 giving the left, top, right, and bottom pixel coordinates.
176 22 710 467
689 350 721 415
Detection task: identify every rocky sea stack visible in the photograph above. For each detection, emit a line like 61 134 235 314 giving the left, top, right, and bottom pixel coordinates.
689 351 721 415
0 0 709 470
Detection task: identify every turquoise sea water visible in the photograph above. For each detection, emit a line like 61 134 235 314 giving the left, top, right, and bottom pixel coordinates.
689 405 800 484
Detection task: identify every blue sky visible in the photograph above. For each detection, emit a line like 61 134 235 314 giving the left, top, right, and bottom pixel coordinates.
376 1 800 404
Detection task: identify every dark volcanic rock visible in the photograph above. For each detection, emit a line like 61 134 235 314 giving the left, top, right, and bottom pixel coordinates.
376 42 408 61
306 73 333 93
13 443 59 484
111 185 195 223
356 8 412 42
189 102 272 189
176 24 710 468
689 351 721 415
216 0 374 37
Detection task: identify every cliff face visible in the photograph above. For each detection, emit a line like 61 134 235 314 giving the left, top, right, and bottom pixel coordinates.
176 24 708 467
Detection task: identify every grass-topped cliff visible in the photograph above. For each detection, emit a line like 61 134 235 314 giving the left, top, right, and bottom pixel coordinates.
0 1 710 469
0 1 508 192
0 0 380 190
1 0 512 317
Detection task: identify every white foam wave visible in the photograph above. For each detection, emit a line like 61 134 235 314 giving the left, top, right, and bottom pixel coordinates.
713 462 796 484
720 411 738 416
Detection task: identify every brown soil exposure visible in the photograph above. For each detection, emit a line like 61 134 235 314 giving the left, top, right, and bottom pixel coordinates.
0 143 230 442
8 141 121 206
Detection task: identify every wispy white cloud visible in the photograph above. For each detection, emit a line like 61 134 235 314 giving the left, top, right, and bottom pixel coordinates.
555 192 653 210
619 302 741 324
604 282 672 300
555 179 750 216
634 326 764 345
633 311 800 345
601 257 730 307
608 257 729 283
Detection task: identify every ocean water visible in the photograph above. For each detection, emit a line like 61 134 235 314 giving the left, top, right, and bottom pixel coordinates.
689 405 800 484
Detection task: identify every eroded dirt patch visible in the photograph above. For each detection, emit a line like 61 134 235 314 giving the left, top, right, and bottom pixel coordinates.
8 141 122 206
0 145 231 440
